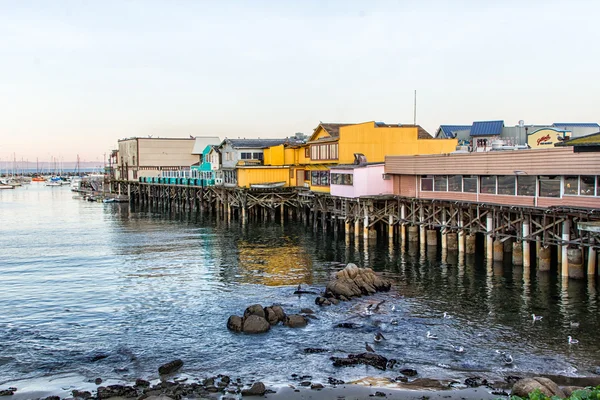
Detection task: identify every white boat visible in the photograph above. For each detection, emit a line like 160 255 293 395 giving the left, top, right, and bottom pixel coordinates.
250 181 286 189
45 177 63 187
0 181 15 190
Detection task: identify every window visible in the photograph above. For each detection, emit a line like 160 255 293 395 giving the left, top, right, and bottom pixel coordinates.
199 154 203 164
132 156 136 166
311 171 329 186
253 152 263 161
497 176 515 195
463 176 477 193
224 170 237 184
240 152 251 160
580 176 595 196
480 176 496 194
305 147 310 158
421 176 433 191
448 175 462 192
434 176 447 191
310 143 338 160
564 176 578 195
331 173 353 185
517 176 536 196
304 171 310 180
539 176 560 198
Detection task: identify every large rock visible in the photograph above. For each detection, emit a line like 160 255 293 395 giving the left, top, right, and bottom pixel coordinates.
326 264 391 301
242 315 270 334
331 352 388 370
512 377 564 398
284 314 307 328
241 382 266 396
264 306 285 325
158 359 183 375
243 304 265 319
96 384 138 399
227 315 243 332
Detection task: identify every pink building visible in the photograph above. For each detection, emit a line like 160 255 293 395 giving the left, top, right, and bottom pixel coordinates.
330 163 393 198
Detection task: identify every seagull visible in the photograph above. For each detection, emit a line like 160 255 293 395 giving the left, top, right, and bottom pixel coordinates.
365 342 375 353
426 331 438 340
496 350 513 365
443 312 452 319
373 300 386 312
532 314 543 322
374 332 386 343
391 305 396 312
450 344 465 353
390 319 399 326
297 284 302 292
569 321 580 328
568 336 579 344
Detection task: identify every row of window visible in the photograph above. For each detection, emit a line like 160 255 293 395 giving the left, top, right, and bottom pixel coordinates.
240 152 264 160
331 173 353 185
421 175 600 198
311 171 329 186
310 144 339 161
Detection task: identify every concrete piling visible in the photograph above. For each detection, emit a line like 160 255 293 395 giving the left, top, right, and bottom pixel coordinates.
426 229 437 247
538 246 551 271
493 239 504 261
512 242 523 266
466 234 476 254
447 232 458 251
568 248 584 279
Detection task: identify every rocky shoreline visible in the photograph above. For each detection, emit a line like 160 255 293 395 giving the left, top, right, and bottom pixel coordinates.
2 264 599 399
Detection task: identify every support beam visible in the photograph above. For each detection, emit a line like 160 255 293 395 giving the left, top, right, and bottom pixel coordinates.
561 220 570 277
523 221 530 268
486 214 493 260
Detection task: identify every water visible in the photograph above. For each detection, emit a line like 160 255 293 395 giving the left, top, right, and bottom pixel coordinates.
1 184 599 394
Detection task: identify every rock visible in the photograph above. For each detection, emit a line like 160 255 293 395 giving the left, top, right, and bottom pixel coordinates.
90 353 109 362
158 359 183 375
404 378 450 390
315 296 332 306
243 304 265 319
592 366 600 375
95 378 103 385
242 315 270 333
304 348 328 354
42 397 60 400
0 389 15 396
336 322 361 329
270 305 286 321
300 308 314 314
512 377 564 398
374 391 386 397
227 315 243 332
135 378 150 387
72 390 92 399
338 295 349 302
464 377 488 388
331 352 388 370
264 307 281 325
326 280 360 299
399 368 418 377
241 382 266 396
328 377 345 385
505 376 522 385
299 381 311 387
562 386 587 397
394 376 408 383
326 265 392 300
329 298 340 305
311 383 324 390
97 384 138 398
386 359 397 369
284 314 307 328
144 396 176 400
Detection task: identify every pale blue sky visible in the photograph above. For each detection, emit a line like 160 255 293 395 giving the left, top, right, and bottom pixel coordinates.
1 0 599 162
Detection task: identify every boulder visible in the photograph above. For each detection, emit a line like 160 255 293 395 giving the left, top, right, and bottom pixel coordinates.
158 359 183 375
399 368 418 377
300 308 314 314
562 386 587 397
326 264 391 300
96 384 138 398
315 296 331 306
284 314 307 328
227 315 243 332
264 305 285 325
242 315 270 334
72 390 92 399
243 304 265 319
331 352 388 370
512 377 564 398
241 382 266 396
311 383 324 390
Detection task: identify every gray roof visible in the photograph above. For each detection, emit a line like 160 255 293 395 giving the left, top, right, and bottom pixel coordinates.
225 138 289 149
192 136 221 154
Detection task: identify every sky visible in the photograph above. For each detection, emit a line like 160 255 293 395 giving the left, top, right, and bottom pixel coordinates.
1 0 599 163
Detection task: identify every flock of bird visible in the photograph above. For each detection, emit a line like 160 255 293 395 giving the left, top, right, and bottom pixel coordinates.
359 303 581 367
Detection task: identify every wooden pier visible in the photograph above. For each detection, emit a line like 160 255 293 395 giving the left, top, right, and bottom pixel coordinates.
112 180 600 279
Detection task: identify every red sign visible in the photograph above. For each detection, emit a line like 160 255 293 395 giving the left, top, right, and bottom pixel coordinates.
537 134 551 146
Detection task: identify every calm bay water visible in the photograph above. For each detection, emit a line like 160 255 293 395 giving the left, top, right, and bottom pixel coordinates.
1 184 599 395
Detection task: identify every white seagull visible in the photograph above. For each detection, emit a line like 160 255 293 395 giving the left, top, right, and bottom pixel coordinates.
568 336 579 345
532 314 543 322
426 331 438 340
443 312 452 319
450 344 465 353
569 321 580 328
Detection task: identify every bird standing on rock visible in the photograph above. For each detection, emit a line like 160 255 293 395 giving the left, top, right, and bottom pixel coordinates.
365 342 375 353
568 336 579 344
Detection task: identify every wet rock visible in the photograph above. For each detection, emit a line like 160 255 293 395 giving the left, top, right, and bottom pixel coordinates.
299 381 311 387
338 295 349 302
243 304 265 319
242 315 270 333
158 359 183 375
374 391 386 397
491 390 509 396
90 353 109 362
592 366 600 375
270 305 286 322
300 308 314 314
220 375 231 385
404 378 450 390
311 383 324 390
562 386 588 397
315 296 332 306
135 378 150 387
335 322 361 329
264 307 282 325
386 359 397 369
329 298 340 305
0 389 15 396
505 375 522 385
144 396 176 400
512 377 564 398
328 377 345 385
227 315 243 332
42 397 60 400
331 352 388 370
399 368 418 377
95 378 103 385
304 348 328 354
72 390 92 399
241 382 266 396
97 384 138 398
394 376 408 383
284 314 307 328
464 376 488 388
203 377 215 386
325 264 391 300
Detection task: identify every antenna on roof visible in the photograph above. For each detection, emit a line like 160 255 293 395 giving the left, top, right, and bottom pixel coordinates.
413 90 417 126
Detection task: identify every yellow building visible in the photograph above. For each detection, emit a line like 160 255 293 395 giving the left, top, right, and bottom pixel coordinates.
236 121 457 192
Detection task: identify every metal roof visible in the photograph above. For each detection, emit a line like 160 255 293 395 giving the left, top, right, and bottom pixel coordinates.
438 125 471 138
552 122 600 128
225 138 289 149
470 120 504 136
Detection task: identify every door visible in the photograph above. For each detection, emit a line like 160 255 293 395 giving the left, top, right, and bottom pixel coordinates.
296 169 305 187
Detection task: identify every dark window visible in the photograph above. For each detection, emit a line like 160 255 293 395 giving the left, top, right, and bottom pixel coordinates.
331 173 353 186
539 176 560 197
580 176 595 196
253 152 263 160
305 147 310 158
434 176 447 191
240 152 251 160
448 175 462 192
564 176 578 195
311 171 329 186
463 176 477 193
497 176 515 195
517 176 536 196
480 176 496 194
304 171 310 180
421 176 433 191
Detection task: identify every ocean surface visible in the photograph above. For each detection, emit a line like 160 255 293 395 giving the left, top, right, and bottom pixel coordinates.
1 184 599 396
